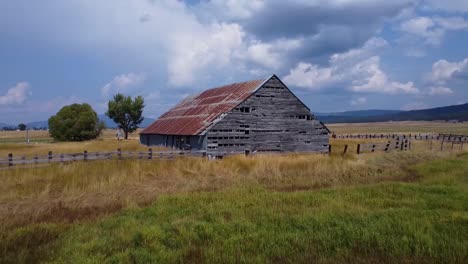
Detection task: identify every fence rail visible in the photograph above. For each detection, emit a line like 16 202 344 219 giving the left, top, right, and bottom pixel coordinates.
357 139 410 154
2 133 465 167
333 133 467 142
0 148 207 167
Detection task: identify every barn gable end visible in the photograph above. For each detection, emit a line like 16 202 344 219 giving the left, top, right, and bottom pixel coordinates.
140 75 330 153
204 75 329 153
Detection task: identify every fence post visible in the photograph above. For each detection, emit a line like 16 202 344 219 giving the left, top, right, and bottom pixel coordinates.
148 148 153 159
441 141 444 151
371 144 376 152
451 142 455 151
343 145 348 155
357 144 361 155
34 155 38 164
117 148 122 159
328 144 332 155
8 153 13 167
84 150 88 161
48 151 52 163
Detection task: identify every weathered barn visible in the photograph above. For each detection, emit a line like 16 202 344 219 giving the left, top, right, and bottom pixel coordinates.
140 75 330 154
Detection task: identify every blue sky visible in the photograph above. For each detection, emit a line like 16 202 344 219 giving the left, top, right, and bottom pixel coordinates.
1 0 468 123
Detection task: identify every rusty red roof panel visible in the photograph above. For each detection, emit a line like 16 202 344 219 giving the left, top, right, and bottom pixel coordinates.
141 79 264 135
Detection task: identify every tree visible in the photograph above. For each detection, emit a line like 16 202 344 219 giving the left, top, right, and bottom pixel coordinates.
106 93 145 139
48 103 105 141
18 123 27 131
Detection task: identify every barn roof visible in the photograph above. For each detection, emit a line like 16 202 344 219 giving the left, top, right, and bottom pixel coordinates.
140 78 266 135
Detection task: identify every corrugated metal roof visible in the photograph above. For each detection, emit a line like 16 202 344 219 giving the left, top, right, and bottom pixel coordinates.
141 79 265 135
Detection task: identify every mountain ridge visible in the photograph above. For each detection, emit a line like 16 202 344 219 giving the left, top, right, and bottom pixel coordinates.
317 103 468 123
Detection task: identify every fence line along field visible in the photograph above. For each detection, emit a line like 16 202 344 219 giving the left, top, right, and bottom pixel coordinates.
328 121 468 134
0 129 146 157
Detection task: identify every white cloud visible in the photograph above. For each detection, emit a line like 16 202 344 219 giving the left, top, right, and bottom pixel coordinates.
283 37 419 94
167 23 246 87
197 0 265 20
350 56 418 94
428 86 453 96
283 63 334 90
400 16 468 46
0 82 32 105
401 101 428 111
350 97 367 106
247 38 302 70
101 73 145 97
400 17 443 45
430 58 468 84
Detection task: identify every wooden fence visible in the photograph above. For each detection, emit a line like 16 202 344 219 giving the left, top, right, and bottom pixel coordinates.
333 133 468 142
357 139 410 154
0 148 206 167
2 133 465 167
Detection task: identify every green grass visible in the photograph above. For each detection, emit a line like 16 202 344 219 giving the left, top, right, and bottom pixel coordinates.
2 153 467 263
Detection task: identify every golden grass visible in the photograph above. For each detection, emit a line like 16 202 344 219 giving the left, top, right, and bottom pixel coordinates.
0 139 459 232
0 130 147 157
328 121 468 134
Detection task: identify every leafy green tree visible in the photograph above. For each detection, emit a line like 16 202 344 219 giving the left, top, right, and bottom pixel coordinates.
48 103 105 141
106 93 144 139
18 123 27 131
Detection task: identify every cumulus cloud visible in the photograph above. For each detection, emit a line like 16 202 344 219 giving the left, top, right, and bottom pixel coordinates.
167 23 246 87
400 17 443 45
0 82 31 105
283 37 419 94
430 58 468 84
351 97 367 106
101 73 145 97
247 38 302 70
428 86 453 96
350 57 419 94
283 63 334 91
0 0 418 91
400 16 468 45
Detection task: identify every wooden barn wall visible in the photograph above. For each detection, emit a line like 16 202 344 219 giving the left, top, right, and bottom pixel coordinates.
205 76 329 154
141 134 206 150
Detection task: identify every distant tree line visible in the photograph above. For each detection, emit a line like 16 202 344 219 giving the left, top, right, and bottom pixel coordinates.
1 124 47 131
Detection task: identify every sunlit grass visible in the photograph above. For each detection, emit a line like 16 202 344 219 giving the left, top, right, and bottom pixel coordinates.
1 152 467 263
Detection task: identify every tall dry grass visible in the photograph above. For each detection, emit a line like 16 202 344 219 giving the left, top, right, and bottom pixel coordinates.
0 140 456 231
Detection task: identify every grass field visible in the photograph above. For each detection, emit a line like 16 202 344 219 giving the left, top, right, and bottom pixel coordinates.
0 130 145 157
1 148 467 263
0 122 467 263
